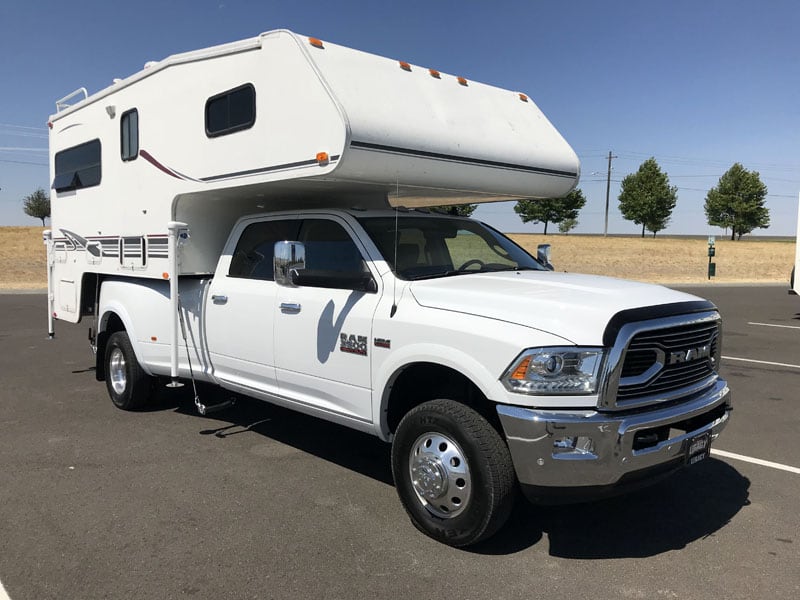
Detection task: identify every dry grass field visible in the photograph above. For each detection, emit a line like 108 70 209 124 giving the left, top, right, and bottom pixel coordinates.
509 233 796 285
1 227 48 290
0 226 795 291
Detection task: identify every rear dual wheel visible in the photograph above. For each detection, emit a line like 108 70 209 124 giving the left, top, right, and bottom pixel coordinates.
391 399 516 547
104 331 155 410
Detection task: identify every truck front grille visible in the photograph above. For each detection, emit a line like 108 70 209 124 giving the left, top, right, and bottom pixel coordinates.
602 313 721 410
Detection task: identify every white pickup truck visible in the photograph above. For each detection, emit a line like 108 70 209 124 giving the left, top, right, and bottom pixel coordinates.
94 208 731 546
45 29 731 546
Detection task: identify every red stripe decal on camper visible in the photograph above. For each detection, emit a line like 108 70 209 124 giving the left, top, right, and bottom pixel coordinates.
139 150 185 180
140 149 337 183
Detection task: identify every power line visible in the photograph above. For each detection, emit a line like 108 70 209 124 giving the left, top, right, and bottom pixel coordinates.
0 123 46 132
0 158 47 166
0 131 48 140
611 150 799 172
0 124 48 140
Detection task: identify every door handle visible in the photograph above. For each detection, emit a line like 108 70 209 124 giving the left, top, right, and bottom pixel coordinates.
280 302 301 314
211 294 228 305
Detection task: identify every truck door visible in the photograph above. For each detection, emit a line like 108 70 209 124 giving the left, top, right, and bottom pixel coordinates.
274 217 382 423
205 218 300 394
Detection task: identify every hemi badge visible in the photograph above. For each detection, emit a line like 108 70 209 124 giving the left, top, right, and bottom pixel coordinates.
374 338 391 349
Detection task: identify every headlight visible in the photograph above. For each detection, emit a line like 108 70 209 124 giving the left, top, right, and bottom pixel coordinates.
502 347 605 395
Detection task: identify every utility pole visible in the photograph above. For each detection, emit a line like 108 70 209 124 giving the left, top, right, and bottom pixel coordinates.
604 150 617 237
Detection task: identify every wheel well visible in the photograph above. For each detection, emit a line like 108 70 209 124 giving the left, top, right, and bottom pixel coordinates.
95 312 126 381
385 363 502 435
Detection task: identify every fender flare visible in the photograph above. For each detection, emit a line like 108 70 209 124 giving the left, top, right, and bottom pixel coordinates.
372 342 507 440
97 299 154 377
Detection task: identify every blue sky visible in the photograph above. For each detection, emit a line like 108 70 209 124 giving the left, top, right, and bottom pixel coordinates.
1 0 798 236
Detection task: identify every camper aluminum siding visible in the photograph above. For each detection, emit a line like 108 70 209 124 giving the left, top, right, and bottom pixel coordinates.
47 29 579 323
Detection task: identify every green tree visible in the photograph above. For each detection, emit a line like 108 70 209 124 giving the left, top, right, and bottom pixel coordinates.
704 163 769 240
514 188 586 235
618 158 677 237
558 217 578 234
23 188 50 226
432 203 478 217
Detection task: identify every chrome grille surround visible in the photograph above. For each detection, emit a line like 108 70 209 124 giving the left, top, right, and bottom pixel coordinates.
599 310 722 411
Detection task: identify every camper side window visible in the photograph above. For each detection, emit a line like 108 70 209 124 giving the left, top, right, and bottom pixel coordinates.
205 84 256 137
53 139 102 192
120 109 139 161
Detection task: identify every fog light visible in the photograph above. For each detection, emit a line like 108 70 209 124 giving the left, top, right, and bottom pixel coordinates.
553 436 596 459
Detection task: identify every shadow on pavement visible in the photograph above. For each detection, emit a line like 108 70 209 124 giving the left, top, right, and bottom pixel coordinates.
146 386 750 558
476 457 749 556
150 384 394 486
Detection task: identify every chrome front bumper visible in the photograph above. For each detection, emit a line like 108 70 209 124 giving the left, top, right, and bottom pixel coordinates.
496 380 732 501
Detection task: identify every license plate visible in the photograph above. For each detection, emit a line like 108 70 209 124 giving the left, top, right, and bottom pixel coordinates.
687 432 711 465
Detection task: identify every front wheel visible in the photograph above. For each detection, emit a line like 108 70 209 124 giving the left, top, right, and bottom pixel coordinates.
391 399 516 547
104 331 155 410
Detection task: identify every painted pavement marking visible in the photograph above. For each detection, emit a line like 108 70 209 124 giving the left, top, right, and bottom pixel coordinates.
711 449 800 475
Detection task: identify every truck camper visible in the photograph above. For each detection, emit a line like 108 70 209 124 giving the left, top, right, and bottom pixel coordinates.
46 29 731 547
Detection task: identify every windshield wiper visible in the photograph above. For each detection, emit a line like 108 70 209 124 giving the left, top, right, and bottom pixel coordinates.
486 265 542 272
408 270 472 281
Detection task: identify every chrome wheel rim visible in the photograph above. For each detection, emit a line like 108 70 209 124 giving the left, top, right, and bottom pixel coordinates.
109 347 127 395
409 432 471 518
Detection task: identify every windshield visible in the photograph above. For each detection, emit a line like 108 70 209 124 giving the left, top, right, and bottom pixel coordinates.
357 215 547 280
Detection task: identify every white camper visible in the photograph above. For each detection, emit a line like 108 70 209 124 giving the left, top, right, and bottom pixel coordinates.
46 30 730 547
46 29 578 323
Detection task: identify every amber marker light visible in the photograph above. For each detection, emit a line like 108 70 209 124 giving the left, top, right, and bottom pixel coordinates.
457 76 468 86
519 93 529 102
429 69 441 79
308 37 324 49
151 336 158 342
162 272 169 279
316 152 329 165
399 61 411 71
511 356 531 380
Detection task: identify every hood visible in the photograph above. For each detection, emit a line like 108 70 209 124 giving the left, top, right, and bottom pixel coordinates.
408 271 704 346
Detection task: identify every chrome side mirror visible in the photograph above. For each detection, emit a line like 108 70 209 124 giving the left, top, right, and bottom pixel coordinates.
537 243 554 270
274 241 306 287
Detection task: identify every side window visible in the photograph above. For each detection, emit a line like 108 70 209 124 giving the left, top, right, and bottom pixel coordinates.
120 109 139 161
229 220 300 280
205 84 256 137
53 139 102 192
299 219 366 274
444 229 516 270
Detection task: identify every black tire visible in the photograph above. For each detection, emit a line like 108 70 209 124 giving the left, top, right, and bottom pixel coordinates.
104 331 155 410
391 399 516 547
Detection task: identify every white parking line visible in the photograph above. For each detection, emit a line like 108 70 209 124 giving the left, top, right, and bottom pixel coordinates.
722 356 800 370
711 449 800 475
748 321 800 330
0 578 11 600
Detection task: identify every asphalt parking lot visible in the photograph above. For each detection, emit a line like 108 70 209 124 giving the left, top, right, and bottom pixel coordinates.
0 285 798 600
